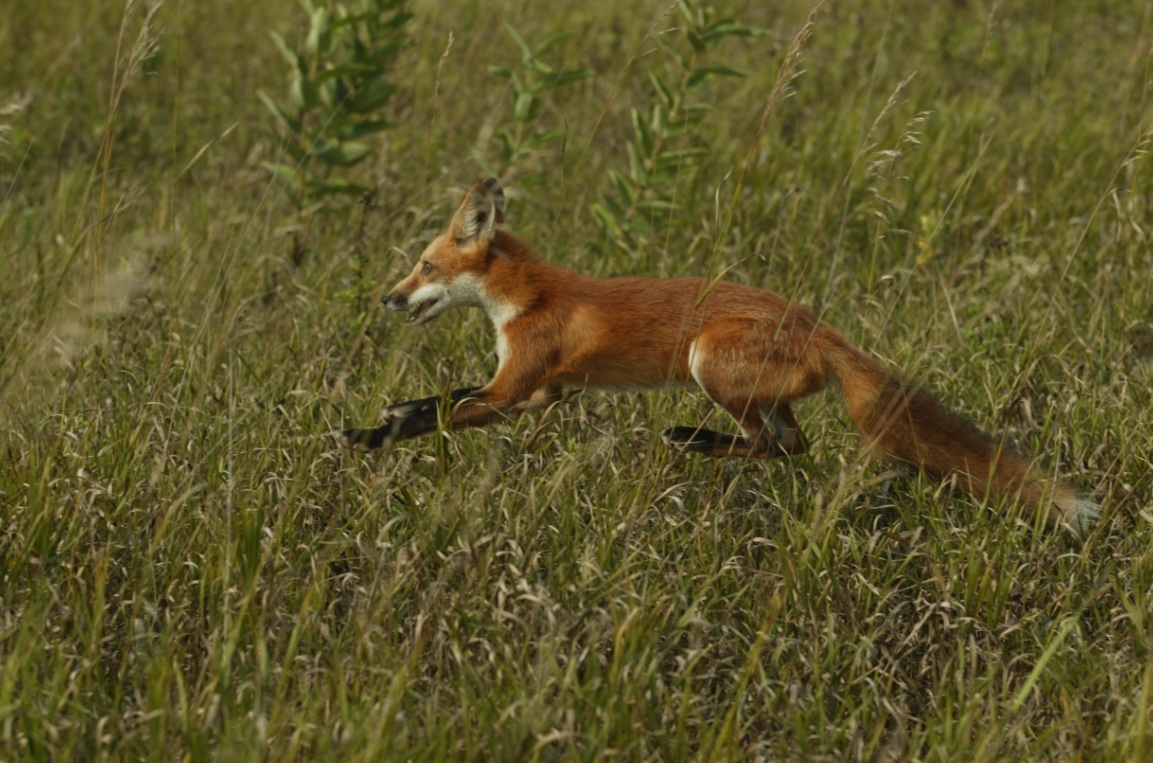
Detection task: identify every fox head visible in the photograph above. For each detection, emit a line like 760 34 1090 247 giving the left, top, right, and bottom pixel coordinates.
384 178 506 326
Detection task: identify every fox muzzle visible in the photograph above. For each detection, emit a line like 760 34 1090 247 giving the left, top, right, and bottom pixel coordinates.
383 292 408 312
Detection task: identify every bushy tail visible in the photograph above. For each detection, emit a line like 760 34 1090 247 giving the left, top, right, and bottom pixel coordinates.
820 329 1098 530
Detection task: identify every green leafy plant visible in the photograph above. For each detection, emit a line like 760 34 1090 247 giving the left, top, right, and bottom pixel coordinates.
593 0 766 253
259 0 412 213
482 23 592 179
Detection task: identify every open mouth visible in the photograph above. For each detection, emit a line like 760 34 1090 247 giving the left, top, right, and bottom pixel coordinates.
406 298 440 324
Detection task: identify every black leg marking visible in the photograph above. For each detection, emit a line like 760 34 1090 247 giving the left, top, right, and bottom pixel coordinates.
343 386 481 450
661 425 798 459
662 426 742 453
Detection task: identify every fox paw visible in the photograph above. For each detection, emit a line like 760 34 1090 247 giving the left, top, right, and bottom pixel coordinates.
341 425 399 451
661 426 734 453
662 426 794 459
342 428 378 451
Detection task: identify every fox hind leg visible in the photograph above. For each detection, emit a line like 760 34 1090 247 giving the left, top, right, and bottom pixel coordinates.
662 424 778 458
664 330 810 459
662 391 775 457
766 403 808 456
662 402 806 459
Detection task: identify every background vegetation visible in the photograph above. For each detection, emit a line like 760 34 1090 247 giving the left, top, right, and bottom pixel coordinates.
2 0 1151 759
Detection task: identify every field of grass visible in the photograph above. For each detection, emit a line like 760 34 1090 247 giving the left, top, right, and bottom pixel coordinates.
2 0 1152 759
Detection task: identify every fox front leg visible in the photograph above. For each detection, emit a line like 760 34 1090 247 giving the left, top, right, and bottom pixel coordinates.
343 386 481 450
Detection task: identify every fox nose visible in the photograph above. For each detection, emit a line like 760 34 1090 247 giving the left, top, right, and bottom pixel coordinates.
383 292 407 311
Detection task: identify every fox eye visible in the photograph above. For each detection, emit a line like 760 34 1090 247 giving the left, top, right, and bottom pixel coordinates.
420 261 433 275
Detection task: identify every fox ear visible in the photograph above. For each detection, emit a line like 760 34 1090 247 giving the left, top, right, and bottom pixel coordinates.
451 178 505 245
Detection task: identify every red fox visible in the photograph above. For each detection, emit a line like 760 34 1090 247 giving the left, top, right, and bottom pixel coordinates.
344 178 1098 530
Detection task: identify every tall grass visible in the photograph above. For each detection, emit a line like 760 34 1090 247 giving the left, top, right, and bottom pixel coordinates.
1 0 1151 759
